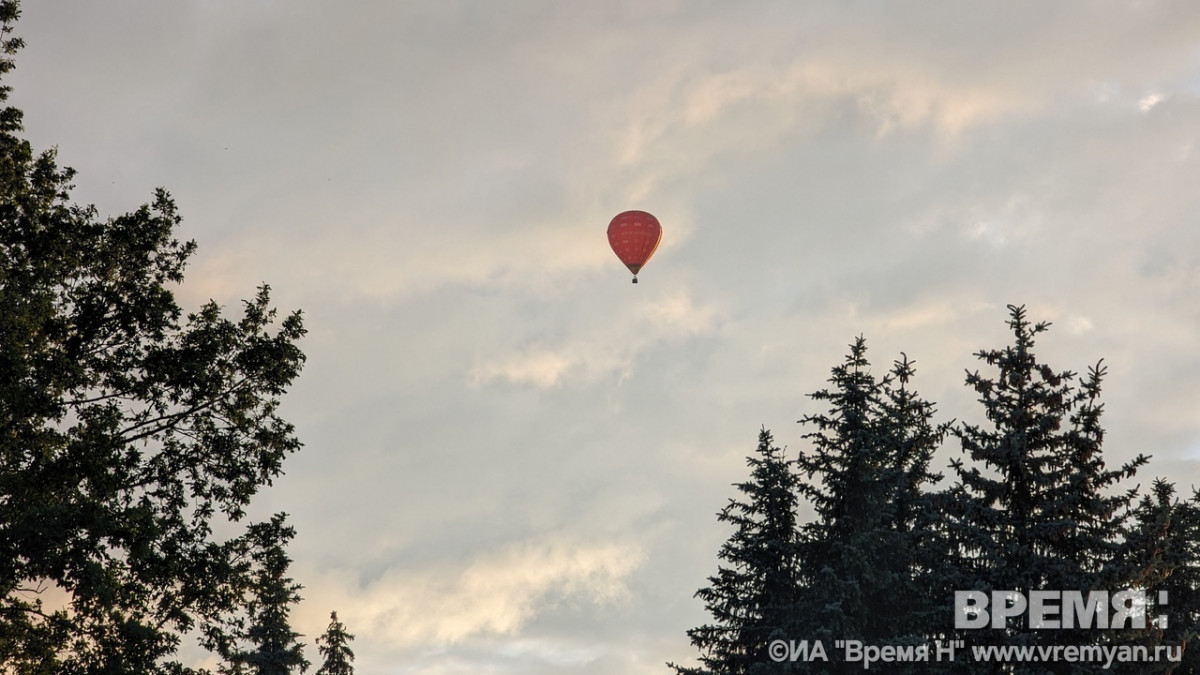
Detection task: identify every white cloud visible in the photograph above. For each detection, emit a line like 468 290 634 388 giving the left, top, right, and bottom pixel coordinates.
638 288 719 335
868 297 998 333
470 345 631 389
1066 316 1095 335
612 55 1036 181
298 538 643 651
1139 92 1164 112
470 288 720 389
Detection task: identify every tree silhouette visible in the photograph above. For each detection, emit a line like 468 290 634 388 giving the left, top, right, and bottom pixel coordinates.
0 2 307 670
219 515 309 675
314 611 354 675
673 309 1200 673
671 428 801 674
939 305 1151 671
1111 479 1200 673
792 339 945 673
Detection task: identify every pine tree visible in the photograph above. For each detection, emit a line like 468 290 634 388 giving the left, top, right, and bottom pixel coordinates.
671 428 801 674
939 305 1149 669
221 514 310 675
315 611 355 675
792 338 945 672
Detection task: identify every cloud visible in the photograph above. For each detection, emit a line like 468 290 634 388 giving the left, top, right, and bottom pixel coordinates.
470 287 721 389
470 345 630 389
867 297 998 334
298 538 643 651
14 3 1200 674
1138 92 1165 112
638 288 718 334
180 218 614 305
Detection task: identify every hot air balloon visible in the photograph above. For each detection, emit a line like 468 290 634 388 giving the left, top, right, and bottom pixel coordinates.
607 210 662 283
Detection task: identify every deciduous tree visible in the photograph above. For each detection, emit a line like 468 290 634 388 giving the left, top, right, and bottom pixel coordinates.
0 2 307 671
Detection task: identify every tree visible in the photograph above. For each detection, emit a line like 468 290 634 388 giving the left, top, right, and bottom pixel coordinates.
791 339 946 672
674 341 947 674
1112 479 1200 673
0 2 308 671
939 305 1149 669
314 611 354 675
674 307 1200 672
671 428 801 674
220 515 308 675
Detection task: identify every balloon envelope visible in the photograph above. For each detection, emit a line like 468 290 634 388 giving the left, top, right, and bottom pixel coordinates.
607 210 662 280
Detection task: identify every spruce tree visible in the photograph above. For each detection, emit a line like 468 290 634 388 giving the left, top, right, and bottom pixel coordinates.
671 428 801 674
315 611 355 675
222 515 310 675
871 352 951 650
1113 480 1200 672
939 305 1149 668
792 338 945 672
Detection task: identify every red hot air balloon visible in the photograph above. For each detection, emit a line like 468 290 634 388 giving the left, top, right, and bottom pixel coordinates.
607 210 662 283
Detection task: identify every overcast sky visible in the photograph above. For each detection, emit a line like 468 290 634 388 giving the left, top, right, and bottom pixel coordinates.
10 1 1200 673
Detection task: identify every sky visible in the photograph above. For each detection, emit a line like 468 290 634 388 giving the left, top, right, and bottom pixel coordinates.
9 1 1200 672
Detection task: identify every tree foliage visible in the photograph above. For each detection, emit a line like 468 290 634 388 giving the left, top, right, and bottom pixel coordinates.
938 306 1151 669
792 339 946 672
314 612 354 675
670 428 800 674
1112 479 1200 673
0 2 308 671
676 308 1200 674
219 515 309 675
